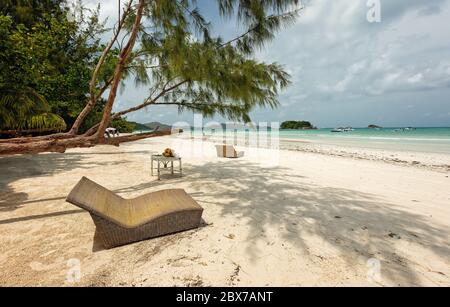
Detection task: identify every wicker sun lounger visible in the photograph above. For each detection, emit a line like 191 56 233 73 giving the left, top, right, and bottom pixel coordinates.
215 145 245 158
66 177 204 249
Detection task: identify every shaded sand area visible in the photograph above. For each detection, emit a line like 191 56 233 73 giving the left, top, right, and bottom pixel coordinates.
0 135 449 286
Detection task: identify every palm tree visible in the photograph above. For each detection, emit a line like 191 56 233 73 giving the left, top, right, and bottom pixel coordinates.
0 87 66 135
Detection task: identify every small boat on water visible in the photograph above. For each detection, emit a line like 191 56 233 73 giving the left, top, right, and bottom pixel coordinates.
331 128 344 133
394 127 417 132
331 127 354 133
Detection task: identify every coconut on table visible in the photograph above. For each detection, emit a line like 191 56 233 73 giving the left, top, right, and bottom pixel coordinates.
151 148 182 180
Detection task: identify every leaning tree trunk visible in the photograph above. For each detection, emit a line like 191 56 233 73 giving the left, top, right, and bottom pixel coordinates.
69 0 133 135
96 0 145 141
0 131 172 155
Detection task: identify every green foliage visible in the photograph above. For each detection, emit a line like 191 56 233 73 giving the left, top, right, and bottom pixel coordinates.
25 113 67 131
127 0 300 122
0 87 66 131
0 0 68 28
0 1 114 134
216 0 300 54
0 0 300 136
127 121 153 131
111 117 136 133
280 121 315 130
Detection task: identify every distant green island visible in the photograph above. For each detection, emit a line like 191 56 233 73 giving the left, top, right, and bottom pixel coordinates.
281 121 317 130
368 124 383 129
129 121 172 132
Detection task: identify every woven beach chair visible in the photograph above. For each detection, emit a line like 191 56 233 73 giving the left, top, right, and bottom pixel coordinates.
66 177 203 249
215 145 244 158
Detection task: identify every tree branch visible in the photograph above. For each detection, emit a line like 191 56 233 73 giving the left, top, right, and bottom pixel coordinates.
69 0 134 135
153 101 234 110
95 0 145 140
219 7 303 48
82 79 189 137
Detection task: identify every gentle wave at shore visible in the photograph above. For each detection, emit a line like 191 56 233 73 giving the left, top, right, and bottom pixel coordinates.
179 127 450 154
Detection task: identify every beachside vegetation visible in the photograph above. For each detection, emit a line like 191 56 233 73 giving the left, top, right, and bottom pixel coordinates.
0 1 135 136
0 0 302 155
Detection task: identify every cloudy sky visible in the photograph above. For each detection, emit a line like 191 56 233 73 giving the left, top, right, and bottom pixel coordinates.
84 0 450 127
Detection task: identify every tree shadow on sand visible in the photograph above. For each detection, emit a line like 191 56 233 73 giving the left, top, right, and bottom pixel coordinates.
0 151 150 212
1 150 449 286
183 160 450 286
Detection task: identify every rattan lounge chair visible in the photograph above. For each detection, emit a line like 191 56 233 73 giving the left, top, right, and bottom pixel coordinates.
215 145 244 158
66 177 203 249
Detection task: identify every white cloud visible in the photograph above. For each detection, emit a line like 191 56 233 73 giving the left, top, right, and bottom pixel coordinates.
407 73 424 84
252 0 450 126
83 0 118 25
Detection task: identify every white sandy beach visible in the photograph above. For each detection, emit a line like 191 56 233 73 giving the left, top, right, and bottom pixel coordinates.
0 135 449 286
280 139 450 173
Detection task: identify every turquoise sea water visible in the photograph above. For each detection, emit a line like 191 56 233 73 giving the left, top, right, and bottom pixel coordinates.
185 127 450 154
279 127 450 153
